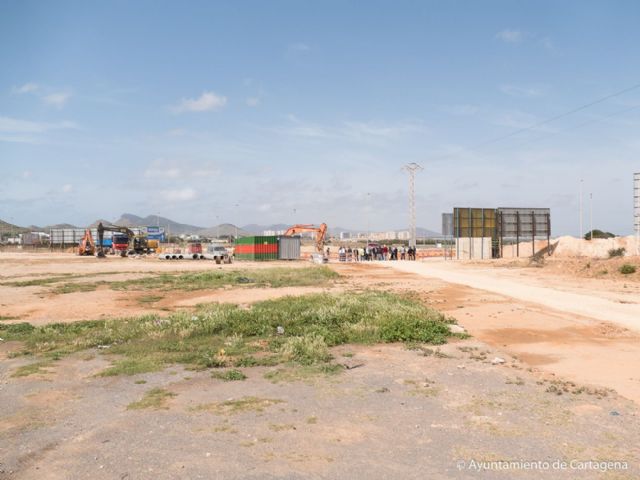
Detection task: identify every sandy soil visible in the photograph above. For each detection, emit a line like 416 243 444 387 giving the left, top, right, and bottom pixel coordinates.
385 260 640 330
2 252 640 478
0 253 314 324
2 342 638 479
369 260 640 404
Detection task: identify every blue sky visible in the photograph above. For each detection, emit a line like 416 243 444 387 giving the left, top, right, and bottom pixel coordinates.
1 0 639 234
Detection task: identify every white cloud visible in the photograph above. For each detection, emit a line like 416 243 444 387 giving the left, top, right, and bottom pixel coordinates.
246 97 260 107
163 187 196 201
43 92 72 108
13 82 39 94
492 110 555 133
22 170 32 179
61 184 73 193
172 91 227 113
343 121 426 139
500 84 546 98
496 29 524 43
144 167 182 179
442 104 479 116
540 37 554 50
273 117 428 143
167 128 187 136
288 42 310 54
143 158 220 179
0 116 77 134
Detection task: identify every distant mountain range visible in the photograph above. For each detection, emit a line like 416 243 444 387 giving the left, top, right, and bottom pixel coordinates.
199 223 252 238
1 213 443 238
0 219 30 234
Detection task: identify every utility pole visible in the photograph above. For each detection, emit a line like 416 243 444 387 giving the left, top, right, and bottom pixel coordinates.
589 193 593 240
402 163 423 249
589 193 593 241
234 204 239 240
366 192 371 243
579 179 583 240
635 173 640 256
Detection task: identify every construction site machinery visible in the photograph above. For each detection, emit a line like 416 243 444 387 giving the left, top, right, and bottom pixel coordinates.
77 229 96 256
206 244 232 264
283 223 328 253
97 222 135 257
187 240 203 257
131 235 155 255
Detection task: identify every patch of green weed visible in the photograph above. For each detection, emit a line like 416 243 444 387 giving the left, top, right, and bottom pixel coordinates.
192 396 284 415
109 266 339 292
211 369 247 381
52 282 100 294
127 387 176 410
137 295 164 304
619 264 636 275
0 291 457 377
12 360 53 377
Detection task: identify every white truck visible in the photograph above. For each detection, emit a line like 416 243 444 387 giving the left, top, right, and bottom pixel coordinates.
206 244 232 264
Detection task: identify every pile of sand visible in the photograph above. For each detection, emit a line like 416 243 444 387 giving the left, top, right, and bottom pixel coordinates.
552 235 639 258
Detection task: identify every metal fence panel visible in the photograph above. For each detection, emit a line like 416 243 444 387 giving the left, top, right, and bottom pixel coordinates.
497 208 551 238
278 236 301 260
442 213 453 237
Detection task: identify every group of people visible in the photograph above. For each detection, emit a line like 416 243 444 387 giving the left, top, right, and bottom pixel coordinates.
330 245 417 262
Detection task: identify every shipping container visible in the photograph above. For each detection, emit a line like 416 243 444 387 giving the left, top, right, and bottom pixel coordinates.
278 236 301 260
235 236 279 261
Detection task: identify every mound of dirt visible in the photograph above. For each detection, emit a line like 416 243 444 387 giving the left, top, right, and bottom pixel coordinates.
553 235 638 258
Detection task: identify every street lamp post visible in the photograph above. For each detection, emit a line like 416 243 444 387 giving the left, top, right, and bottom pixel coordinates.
234 204 239 240
589 193 593 241
579 179 583 239
366 192 371 243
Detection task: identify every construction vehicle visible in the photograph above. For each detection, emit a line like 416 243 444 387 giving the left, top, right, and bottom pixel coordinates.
97 223 134 257
77 229 96 256
187 240 203 257
206 244 232 264
283 223 328 253
97 223 158 257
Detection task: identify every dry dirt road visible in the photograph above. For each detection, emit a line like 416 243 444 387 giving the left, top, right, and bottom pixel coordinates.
377 259 640 404
386 260 640 332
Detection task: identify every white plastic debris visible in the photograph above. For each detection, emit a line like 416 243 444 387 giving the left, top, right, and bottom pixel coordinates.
448 324 466 334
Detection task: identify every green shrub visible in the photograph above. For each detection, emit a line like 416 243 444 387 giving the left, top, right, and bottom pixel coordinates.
280 334 331 365
585 230 615 240
0 322 35 334
1 291 457 373
619 264 636 275
608 248 626 258
212 369 247 381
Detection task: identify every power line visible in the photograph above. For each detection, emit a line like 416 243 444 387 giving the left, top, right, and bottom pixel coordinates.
431 81 640 161
505 102 640 151
474 81 640 148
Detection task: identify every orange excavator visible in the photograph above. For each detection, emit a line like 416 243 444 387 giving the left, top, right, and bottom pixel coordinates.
283 223 328 253
77 229 96 256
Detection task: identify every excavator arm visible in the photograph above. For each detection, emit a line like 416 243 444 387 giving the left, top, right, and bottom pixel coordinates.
97 222 135 258
78 229 96 256
283 223 327 253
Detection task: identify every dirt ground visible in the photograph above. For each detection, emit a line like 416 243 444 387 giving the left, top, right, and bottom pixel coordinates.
0 254 319 324
1 252 640 478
